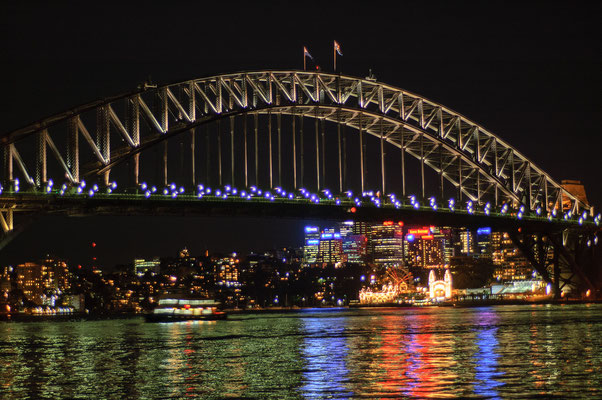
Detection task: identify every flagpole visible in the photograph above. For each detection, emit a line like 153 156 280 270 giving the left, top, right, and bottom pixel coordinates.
304 52 306 71
333 42 336 72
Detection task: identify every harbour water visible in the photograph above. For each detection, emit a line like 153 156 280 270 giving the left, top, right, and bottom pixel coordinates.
1 304 601 399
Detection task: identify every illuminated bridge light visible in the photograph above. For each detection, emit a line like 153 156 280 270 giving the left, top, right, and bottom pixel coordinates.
517 211 523 219
77 187 83 194
501 204 508 214
410 195 417 204
578 217 584 225
413 201 419 209
151 186 157 193
448 198 455 210
547 214 553 222
536 207 542 216
88 189 95 197
170 183 176 191
345 190 353 198
106 188 113 194
582 211 588 220
92 184 99 192
110 181 117 189
587 239 592 247
197 192 203 199
232 188 237 195
144 190 151 198
80 180 86 188
140 182 147 190
595 236 599 245
335 198 341 205
250 186 257 193
552 209 557 217
288 193 294 199
246 195 252 200
179 187 184 193
171 192 177 198
163 188 169 195
216 190 222 196
48 179 54 188
225 185 231 192
197 184 204 191
205 188 211 194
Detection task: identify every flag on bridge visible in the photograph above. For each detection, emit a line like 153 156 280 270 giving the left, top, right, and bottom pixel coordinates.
334 40 343 56
303 46 313 70
334 40 343 71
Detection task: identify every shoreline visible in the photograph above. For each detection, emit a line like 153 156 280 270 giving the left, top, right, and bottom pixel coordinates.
2 299 601 322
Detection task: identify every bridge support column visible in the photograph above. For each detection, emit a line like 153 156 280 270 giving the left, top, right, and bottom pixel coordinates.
337 111 342 193
217 120 222 187
315 108 320 191
268 111 272 188
163 141 168 187
230 117 235 187
190 128 196 186
380 118 385 196
254 113 259 187
359 113 365 194
277 113 282 187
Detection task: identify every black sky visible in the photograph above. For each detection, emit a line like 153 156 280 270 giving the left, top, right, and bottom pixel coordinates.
0 1 600 268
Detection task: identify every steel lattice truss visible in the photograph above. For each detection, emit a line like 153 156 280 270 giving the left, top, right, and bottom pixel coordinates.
1 71 589 213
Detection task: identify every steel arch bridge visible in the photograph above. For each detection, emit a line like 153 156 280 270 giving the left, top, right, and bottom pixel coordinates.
1 70 600 296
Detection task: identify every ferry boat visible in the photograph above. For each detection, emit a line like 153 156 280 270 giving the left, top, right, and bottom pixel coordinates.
144 297 227 322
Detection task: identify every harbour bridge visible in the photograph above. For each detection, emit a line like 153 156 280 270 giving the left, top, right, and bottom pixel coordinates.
0 70 600 297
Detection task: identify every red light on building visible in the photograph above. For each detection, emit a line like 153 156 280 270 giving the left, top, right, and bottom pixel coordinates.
408 228 430 235
398 221 404 227
422 235 434 240
350 207 357 213
92 242 97 248
184 304 191 309
78 265 82 269
383 221 394 226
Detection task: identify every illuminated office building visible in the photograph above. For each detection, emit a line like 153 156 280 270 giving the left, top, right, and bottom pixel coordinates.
475 227 492 257
343 235 367 264
491 232 533 281
317 230 344 264
370 221 403 266
303 226 321 265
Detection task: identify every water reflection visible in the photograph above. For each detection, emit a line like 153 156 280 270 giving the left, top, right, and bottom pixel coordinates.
473 311 504 399
300 314 352 399
0 305 601 399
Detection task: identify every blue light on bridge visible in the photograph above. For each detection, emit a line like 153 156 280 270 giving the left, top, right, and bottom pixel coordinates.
448 198 455 211
140 182 147 190
144 190 151 198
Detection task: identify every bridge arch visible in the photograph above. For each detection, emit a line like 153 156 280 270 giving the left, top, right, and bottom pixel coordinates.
0 71 588 212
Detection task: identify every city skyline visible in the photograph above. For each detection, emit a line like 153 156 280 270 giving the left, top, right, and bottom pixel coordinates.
1 2 600 270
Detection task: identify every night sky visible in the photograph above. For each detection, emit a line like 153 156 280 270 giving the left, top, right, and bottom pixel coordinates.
1 1 600 268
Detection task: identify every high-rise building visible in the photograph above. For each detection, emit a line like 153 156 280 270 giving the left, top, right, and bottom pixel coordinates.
475 227 492 258
303 226 321 265
15 262 45 303
491 232 532 281
404 226 446 268
343 235 367 264
370 221 403 266
317 230 344 265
